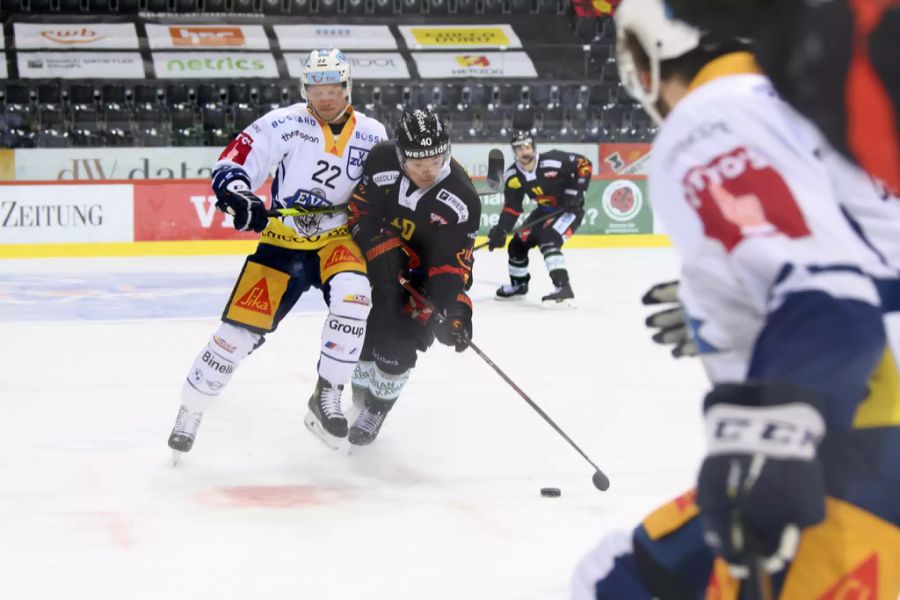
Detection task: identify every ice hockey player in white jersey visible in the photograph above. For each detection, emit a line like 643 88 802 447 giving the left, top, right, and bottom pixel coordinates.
572 1 900 598
167 48 388 457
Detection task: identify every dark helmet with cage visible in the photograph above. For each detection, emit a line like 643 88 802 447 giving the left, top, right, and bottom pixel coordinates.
394 108 451 167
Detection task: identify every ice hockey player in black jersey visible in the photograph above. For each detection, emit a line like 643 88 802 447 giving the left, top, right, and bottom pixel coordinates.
487 131 593 307
346 108 481 446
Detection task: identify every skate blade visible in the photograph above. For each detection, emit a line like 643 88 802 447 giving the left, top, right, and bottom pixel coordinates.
495 295 527 302
541 298 577 309
303 411 345 451
171 449 185 466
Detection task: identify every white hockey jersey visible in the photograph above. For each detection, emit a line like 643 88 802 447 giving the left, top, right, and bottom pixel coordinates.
215 103 388 250
648 54 893 383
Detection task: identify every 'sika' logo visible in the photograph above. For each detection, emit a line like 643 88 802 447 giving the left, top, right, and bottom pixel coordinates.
818 554 877 599
323 245 362 269
455 55 490 68
236 278 273 314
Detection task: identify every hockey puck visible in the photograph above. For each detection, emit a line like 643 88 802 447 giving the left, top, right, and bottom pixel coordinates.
540 487 561 498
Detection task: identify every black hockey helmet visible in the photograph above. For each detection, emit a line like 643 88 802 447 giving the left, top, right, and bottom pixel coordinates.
395 108 451 161
510 130 535 151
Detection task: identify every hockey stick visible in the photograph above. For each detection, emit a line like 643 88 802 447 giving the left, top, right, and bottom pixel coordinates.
271 150 503 218
266 205 348 218
473 208 567 252
473 149 505 197
398 274 611 492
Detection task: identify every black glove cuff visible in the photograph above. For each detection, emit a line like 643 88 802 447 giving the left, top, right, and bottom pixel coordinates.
703 382 825 413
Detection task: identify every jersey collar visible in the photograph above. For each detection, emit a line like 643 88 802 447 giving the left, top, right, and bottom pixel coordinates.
688 51 762 93
315 105 357 158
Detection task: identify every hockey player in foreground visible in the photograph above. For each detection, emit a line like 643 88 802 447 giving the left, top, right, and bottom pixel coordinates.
167 48 388 457
572 0 900 597
345 109 481 446
487 131 593 307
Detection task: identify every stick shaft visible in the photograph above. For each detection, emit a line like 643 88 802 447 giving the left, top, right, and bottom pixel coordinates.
474 208 567 251
398 275 609 482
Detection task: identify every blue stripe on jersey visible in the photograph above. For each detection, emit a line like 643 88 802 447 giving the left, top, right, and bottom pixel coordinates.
840 205 889 267
875 278 900 312
272 164 282 205
747 290 885 428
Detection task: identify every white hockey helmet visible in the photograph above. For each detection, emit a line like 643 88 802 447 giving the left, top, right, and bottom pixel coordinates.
300 48 352 104
614 0 702 124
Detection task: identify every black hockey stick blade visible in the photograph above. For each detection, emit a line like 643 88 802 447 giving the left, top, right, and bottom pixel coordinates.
484 148 505 193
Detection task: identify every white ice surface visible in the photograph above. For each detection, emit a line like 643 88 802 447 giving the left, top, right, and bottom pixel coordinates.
0 247 708 600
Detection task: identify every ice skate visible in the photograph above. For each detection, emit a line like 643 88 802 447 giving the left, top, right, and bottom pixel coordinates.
168 405 203 464
304 377 348 450
541 283 576 308
495 276 530 301
348 396 396 447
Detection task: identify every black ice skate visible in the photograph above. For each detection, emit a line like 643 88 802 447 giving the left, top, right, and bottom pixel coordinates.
541 283 576 308
168 406 203 462
304 377 348 450
495 275 530 301
348 396 396 447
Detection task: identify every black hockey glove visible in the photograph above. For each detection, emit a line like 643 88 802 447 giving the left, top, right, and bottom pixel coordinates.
642 280 697 358
212 168 268 233
487 224 508 251
434 301 472 352
697 382 826 579
365 235 407 292
560 189 583 211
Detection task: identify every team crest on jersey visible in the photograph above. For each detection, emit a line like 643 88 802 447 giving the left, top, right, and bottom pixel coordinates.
282 187 332 236
346 146 369 181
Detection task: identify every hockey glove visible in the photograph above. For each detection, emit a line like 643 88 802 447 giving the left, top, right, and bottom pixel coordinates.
365 234 407 292
697 382 827 578
560 189 584 211
487 224 508 251
642 280 697 358
434 301 472 352
212 168 268 233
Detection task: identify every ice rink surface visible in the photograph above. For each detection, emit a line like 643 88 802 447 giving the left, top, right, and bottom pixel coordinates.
0 246 709 600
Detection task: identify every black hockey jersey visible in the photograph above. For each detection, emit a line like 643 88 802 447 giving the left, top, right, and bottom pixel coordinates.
349 141 481 311
497 149 593 231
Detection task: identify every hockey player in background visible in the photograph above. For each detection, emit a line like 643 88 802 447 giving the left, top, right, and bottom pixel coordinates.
166 49 388 455
346 108 481 446
572 0 900 597
487 131 593 307
662 0 899 194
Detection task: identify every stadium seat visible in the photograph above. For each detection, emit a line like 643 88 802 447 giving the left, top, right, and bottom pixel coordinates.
69 84 98 112
4 83 33 110
36 129 72 148
100 84 130 111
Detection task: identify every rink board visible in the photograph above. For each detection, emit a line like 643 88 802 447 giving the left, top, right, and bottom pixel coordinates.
0 176 667 258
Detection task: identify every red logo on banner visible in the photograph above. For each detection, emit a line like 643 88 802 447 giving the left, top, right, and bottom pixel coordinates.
456 55 490 68
219 132 254 165
133 180 261 242
236 278 273 314
610 186 635 213
681 146 810 252
169 26 246 47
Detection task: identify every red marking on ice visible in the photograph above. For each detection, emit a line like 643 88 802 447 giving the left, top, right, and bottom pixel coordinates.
201 485 340 508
